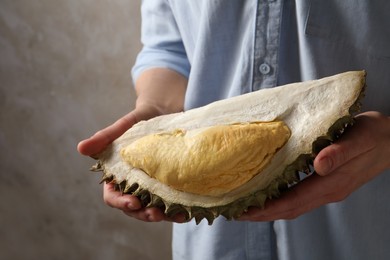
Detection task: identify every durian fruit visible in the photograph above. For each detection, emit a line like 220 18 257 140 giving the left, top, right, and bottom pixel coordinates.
92 71 366 224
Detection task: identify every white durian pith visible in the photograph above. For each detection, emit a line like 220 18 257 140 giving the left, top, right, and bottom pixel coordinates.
94 71 366 224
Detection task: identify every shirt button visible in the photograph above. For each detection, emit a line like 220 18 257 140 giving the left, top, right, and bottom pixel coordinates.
259 63 271 75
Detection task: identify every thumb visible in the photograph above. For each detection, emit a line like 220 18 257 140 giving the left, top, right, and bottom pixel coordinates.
77 111 138 156
313 145 343 176
313 118 375 176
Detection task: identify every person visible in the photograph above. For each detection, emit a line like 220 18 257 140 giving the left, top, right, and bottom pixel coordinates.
78 1 390 259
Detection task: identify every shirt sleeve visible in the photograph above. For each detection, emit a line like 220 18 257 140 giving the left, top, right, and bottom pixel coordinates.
131 0 191 82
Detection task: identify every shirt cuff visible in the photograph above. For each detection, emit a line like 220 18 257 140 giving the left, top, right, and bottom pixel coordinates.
131 46 191 84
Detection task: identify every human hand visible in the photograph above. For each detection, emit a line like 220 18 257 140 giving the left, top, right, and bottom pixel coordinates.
78 108 186 222
103 182 186 222
239 111 390 221
78 68 188 223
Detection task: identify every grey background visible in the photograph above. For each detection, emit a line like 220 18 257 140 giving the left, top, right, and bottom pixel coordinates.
0 1 173 259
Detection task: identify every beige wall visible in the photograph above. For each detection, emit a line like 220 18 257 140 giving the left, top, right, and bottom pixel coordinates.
0 1 173 259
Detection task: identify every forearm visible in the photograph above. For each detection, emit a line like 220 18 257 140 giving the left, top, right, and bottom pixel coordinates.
134 68 188 120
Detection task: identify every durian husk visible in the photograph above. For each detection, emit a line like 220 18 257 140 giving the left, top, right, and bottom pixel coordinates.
92 71 366 224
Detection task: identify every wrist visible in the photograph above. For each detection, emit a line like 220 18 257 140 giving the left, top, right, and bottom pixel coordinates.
133 101 167 122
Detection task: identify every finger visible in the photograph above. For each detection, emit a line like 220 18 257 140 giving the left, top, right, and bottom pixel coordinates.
77 112 138 156
103 182 142 211
314 119 375 176
122 205 188 223
103 182 168 222
239 175 331 221
123 207 167 222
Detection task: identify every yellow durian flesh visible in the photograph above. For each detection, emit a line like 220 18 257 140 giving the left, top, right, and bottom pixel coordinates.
120 121 291 196
94 71 366 224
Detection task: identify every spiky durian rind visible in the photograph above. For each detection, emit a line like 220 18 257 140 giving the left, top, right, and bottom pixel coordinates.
94 149 320 224
92 157 300 225
91 71 366 225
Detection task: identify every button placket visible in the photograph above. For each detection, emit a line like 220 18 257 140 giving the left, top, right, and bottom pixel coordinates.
252 0 283 91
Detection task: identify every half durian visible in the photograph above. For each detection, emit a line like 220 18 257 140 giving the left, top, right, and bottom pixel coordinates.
92 71 366 224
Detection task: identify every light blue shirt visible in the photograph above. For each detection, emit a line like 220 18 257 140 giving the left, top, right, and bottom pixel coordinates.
132 0 390 259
